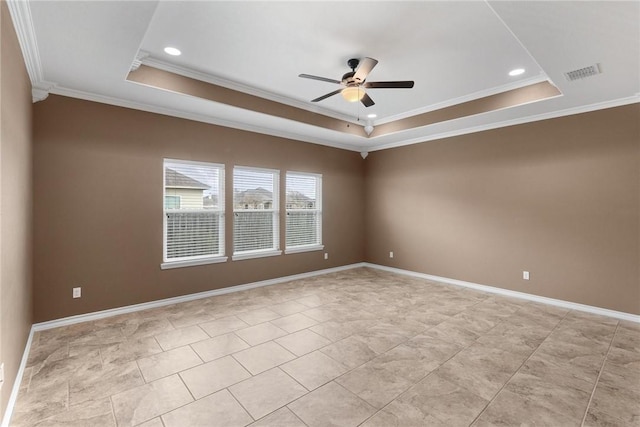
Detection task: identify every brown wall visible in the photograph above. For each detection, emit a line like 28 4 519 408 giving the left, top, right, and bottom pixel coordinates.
365 104 640 315
0 1 33 417
33 95 365 322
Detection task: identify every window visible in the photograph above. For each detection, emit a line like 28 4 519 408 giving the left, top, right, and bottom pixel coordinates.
233 167 281 260
285 172 323 253
162 159 226 269
164 195 181 209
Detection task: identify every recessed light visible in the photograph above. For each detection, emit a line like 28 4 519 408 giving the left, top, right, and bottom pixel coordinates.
164 47 181 56
509 68 525 76
367 113 377 118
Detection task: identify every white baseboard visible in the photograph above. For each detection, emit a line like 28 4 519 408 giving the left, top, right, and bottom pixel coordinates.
33 263 366 331
1 327 35 427
363 263 640 323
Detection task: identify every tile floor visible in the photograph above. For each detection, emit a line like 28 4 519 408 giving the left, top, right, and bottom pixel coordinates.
9 268 640 426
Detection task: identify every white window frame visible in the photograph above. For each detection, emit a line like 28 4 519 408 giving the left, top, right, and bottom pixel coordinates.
284 171 324 254
232 166 282 261
162 159 227 270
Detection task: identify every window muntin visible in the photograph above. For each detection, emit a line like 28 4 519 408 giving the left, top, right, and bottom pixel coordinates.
163 159 225 264
286 172 322 251
233 167 280 258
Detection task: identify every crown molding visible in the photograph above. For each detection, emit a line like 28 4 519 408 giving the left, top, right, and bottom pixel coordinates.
49 86 361 152
374 74 552 126
31 81 56 102
368 95 640 152
6 0 42 82
6 0 57 103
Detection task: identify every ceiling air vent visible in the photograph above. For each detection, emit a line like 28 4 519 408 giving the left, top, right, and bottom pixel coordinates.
564 63 601 81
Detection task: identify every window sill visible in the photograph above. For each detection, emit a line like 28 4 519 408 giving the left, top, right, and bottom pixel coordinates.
284 244 325 255
232 249 282 261
161 256 228 270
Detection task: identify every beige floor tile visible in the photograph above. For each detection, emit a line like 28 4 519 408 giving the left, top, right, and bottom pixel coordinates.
336 360 414 408
288 381 376 427
235 322 288 346
612 326 640 353
374 335 462 382
361 407 447 427
474 389 576 426
518 354 595 393
162 389 253 427
583 407 631 427
136 418 164 427
29 349 102 389
281 350 348 390
233 341 296 375
505 371 591 420
599 361 640 393
100 336 163 365
271 313 318 333
229 368 307 419
302 306 336 322
320 335 378 369
68 326 126 347
276 329 331 356
606 346 640 371
200 316 250 337
269 300 308 316
310 320 364 342
588 382 640 425
250 407 306 427
121 317 175 339
237 308 281 325
475 322 549 356
69 360 144 405
295 295 328 308
111 374 193 426
137 346 202 382
435 343 527 400
379 373 488 426
10 381 69 426
167 309 216 329
422 319 481 346
31 398 116 427
191 332 250 362
154 325 209 351
180 355 251 399
26 340 69 369
14 269 638 427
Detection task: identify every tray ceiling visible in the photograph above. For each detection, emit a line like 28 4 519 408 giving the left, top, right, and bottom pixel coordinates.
8 1 640 152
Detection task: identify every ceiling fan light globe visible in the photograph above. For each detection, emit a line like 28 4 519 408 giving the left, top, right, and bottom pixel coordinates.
341 86 365 102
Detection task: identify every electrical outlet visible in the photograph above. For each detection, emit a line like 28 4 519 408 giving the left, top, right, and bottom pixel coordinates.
523 271 530 280
389 251 394 259
0 363 4 391
324 253 329 260
73 287 82 298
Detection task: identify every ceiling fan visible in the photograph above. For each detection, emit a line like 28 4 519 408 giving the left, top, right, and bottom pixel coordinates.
299 57 414 107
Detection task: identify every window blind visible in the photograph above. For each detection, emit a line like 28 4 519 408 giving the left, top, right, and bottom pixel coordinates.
233 167 280 255
286 172 322 249
164 159 225 262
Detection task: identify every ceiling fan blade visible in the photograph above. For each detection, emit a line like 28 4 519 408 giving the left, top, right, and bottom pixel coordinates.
364 81 415 89
311 89 343 103
361 92 375 107
299 74 342 85
353 57 378 82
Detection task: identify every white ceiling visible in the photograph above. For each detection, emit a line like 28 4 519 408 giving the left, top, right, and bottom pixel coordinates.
10 1 640 152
